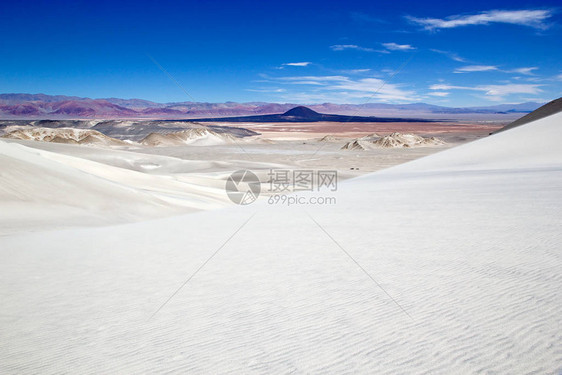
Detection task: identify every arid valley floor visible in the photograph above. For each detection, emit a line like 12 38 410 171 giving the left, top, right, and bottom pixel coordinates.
0 119 500 234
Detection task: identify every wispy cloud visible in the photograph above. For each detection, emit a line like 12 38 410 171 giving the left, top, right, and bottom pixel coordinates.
339 68 372 74
430 84 468 90
331 78 418 101
480 84 542 98
508 67 538 75
330 42 414 53
407 9 553 31
429 82 543 101
277 75 349 83
382 42 415 51
282 62 311 67
245 88 286 93
430 49 467 62
454 65 539 75
330 44 376 52
454 65 498 73
271 75 419 102
429 91 450 97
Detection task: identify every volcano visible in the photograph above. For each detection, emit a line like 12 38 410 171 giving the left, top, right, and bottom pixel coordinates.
281 106 322 119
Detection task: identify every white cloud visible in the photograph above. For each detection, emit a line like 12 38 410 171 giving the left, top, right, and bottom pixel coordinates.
278 75 349 83
509 67 538 75
330 44 376 52
271 75 419 102
330 44 409 54
453 65 539 75
429 84 465 90
281 81 326 85
429 82 543 101
556 73 562 81
282 62 311 67
481 84 542 97
246 88 286 93
382 42 415 51
331 78 418 101
339 69 371 74
429 91 450 97
407 9 553 31
454 65 498 73
430 49 467 62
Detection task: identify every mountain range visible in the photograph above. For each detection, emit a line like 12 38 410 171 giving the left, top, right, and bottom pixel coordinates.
0 93 544 120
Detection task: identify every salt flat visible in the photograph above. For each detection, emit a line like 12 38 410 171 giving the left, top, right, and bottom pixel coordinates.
0 113 561 373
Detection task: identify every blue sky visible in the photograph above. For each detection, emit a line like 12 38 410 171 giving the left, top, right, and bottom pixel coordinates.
1 0 561 106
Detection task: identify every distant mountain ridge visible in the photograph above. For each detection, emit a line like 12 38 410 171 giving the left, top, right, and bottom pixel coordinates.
0 93 544 120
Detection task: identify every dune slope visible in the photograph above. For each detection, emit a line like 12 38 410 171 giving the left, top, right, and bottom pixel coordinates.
0 113 561 373
498 96 562 133
0 141 229 233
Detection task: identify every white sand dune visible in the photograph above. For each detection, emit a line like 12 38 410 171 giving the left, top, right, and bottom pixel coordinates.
2 138 271 175
0 141 231 234
0 113 561 373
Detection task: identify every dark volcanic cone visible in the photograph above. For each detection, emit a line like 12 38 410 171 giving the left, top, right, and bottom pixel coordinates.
282 106 322 119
